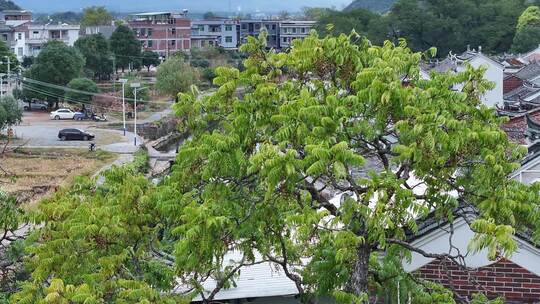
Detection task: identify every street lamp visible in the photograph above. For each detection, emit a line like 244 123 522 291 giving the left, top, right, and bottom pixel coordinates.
119 78 128 136
131 82 141 146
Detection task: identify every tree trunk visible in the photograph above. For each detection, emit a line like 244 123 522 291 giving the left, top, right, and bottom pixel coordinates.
348 239 371 298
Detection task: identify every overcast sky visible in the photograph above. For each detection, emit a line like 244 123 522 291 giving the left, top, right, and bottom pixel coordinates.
15 0 350 13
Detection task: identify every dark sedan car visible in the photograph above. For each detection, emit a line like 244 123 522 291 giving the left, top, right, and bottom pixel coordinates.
58 129 95 141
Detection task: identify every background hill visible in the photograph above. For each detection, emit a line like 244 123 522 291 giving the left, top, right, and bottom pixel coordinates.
344 0 396 12
0 0 21 11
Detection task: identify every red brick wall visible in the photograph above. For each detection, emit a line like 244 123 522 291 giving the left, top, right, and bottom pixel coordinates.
504 75 524 94
416 258 540 302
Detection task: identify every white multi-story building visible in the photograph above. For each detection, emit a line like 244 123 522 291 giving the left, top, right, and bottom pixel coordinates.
25 24 80 57
191 19 239 50
279 20 316 49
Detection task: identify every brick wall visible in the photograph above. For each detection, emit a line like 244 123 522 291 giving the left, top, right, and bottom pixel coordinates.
416 258 540 303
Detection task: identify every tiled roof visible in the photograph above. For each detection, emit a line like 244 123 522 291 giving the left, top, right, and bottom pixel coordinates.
515 61 540 81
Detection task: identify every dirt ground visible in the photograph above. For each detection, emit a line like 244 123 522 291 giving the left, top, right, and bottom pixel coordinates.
0 148 117 207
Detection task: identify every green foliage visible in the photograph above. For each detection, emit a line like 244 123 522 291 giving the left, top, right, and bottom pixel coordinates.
319 0 537 56
156 57 200 97
22 41 84 104
203 11 217 20
20 56 34 69
0 96 22 131
511 25 540 53
110 25 142 71
345 0 396 13
75 33 113 80
316 9 390 45
141 50 160 72
302 7 332 20
81 6 113 27
163 32 540 301
516 6 540 31
65 77 100 104
0 190 27 298
0 39 18 74
11 167 186 304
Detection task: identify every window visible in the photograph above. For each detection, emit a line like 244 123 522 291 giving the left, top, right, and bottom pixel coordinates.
283 37 287 43
255 24 260 30
171 28 176 35
241 23 247 30
272 24 276 30
292 28 297 34
225 36 233 43
147 28 153 36
301 27 306 34
2 34 7 41
282 28 288 34
171 40 176 46
147 40 153 47
225 25 233 31
17 33 21 40
17 47 22 56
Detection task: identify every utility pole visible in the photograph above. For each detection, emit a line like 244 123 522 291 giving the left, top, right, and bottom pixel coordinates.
119 78 128 136
131 82 141 146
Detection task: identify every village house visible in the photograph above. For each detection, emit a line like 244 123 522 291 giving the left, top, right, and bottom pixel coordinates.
127 11 191 58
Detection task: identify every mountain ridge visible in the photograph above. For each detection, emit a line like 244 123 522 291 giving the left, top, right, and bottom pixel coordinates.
344 0 396 13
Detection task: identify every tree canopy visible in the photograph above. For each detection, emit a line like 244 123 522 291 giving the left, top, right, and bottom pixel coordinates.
0 96 22 132
0 39 18 74
80 6 113 27
65 77 100 104
75 33 113 80
512 6 540 53
22 41 84 106
156 57 199 98
165 32 540 302
7 31 540 304
110 25 141 72
141 50 160 72
317 0 540 56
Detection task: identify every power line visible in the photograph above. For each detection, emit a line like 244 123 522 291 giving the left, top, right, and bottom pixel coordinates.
17 76 173 105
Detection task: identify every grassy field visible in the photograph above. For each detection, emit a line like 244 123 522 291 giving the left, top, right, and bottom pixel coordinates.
0 148 117 207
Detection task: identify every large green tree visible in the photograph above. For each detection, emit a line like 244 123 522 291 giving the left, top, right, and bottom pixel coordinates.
164 32 540 302
9 32 540 304
75 33 113 80
110 25 141 72
80 6 113 27
22 41 84 108
512 6 540 53
156 57 199 97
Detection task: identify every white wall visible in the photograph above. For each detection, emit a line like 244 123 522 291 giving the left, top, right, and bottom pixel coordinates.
467 56 504 108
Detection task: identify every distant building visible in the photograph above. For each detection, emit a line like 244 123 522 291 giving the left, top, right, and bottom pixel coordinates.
191 19 239 50
84 25 117 39
423 48 504 108
278 20 316 49
128 12 191 57
25 23 80 57
0 10 31 22
239 20 280 49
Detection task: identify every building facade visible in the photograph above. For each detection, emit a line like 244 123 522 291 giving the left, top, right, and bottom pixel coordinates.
25 23 80 57
239 20 280 49
128 12 191 57
191 19 239 50
279 20 316 49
